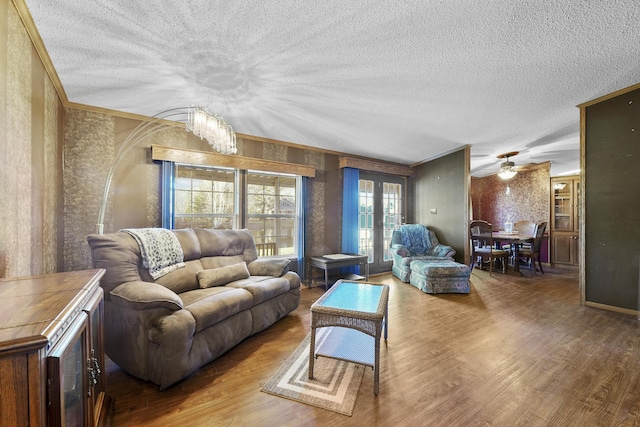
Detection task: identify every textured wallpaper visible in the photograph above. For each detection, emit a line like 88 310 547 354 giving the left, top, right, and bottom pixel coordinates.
42 70 61 273
63 109 115 271
471 162 551 230
2 5 31 277
60 111 342 273
0 1 63 278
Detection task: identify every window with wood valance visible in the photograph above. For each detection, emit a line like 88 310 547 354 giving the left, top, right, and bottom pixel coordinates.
150 145 316 177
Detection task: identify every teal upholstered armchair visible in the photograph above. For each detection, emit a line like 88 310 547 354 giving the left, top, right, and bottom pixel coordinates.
390 224 456 282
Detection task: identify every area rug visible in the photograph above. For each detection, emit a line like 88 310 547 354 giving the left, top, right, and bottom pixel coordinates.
261 328 365 416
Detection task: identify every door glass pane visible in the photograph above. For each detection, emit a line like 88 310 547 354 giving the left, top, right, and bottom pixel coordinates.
359 179 374 261
382 182 402 261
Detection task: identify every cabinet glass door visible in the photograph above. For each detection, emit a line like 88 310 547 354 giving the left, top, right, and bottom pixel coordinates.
48 313 90 427
84 288 105 426
553 180 573 231
573 179 580 232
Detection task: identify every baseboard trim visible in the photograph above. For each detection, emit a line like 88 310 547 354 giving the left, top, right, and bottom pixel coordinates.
585 301 638 317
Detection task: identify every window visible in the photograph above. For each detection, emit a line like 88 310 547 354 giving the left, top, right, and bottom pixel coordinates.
247 172 298 256
166 163 301 257
173 165 237 229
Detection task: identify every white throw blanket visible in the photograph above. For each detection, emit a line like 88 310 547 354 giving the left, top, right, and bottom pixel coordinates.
121 228 185 279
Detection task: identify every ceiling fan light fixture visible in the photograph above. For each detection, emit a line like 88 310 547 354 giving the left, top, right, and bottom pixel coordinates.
498 161 518 180
496 151 519 180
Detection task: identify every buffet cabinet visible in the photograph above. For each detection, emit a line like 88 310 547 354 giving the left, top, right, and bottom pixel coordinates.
550 175 580 265
0 269 112 426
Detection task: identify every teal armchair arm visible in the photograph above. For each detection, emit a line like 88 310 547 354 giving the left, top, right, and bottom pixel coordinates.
429 244 456 258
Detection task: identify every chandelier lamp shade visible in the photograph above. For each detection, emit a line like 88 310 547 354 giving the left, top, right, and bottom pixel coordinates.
96 106 236 234
497 151 519 180
186 106 237 155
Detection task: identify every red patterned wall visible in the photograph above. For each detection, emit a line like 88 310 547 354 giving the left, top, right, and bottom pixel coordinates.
471 162 550 231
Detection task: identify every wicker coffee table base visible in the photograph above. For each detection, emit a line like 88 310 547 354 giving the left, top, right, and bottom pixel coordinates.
308 280 389 395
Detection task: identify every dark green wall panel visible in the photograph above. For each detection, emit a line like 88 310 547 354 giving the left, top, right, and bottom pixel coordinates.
585 87 640 310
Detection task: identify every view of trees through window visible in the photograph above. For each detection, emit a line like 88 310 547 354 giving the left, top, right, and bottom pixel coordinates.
174 165 236 229
172 164 299 257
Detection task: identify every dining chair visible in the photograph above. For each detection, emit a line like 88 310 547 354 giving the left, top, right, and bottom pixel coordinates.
517 221 547 275
501 219 537 250
514 220 537 236
469 220 509 275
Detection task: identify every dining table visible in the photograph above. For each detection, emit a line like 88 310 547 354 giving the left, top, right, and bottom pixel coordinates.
492 231 535 273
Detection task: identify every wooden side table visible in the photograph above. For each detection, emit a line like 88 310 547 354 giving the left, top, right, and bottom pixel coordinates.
309 254 369 290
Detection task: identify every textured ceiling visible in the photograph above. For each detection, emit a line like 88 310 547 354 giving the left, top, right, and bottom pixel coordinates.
23 0 640 176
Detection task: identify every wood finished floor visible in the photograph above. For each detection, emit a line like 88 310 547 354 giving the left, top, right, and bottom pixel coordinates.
105 265 640 426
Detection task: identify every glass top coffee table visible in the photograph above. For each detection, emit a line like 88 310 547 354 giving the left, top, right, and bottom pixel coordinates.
308 280 389 395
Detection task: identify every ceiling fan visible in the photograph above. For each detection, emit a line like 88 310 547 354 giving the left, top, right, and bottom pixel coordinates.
497 151 520 180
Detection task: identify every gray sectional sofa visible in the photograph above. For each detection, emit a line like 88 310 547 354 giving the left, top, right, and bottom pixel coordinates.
87 228 300 389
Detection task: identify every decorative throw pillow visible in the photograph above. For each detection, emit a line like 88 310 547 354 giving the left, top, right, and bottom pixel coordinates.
197 262 250 288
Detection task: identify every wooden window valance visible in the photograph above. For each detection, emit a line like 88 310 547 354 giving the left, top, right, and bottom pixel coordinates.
151 145 316 177
339 156 415 177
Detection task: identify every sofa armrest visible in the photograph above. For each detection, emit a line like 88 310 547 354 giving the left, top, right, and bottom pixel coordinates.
430 244 456 258
247 258 291 277
390 244 411 258
110 281 184 311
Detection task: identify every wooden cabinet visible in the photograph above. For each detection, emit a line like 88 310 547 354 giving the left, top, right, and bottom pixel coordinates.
0 269 112 427
550 176 580 265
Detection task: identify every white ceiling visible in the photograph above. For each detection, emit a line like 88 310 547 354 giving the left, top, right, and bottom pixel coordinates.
23 0 640 176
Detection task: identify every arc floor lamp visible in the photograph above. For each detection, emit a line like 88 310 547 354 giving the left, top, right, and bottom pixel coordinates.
96 106 236 234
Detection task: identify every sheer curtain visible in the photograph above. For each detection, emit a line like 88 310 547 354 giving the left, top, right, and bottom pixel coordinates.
342 167 360 274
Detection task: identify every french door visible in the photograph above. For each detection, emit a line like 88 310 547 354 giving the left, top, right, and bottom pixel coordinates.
358 172 405 274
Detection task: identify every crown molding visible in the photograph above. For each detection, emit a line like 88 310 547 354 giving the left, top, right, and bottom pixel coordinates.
10 0 415 168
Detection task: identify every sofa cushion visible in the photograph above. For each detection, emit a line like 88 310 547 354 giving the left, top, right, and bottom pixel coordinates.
197 262 250 288
200 255 246 270
172 228 202 261
180 287 253 333
153 259 203 294
247 258 290 277
410 260 471 277
194 228 258 263
399 255 453 266
110 281 183 311
226 276 291 305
